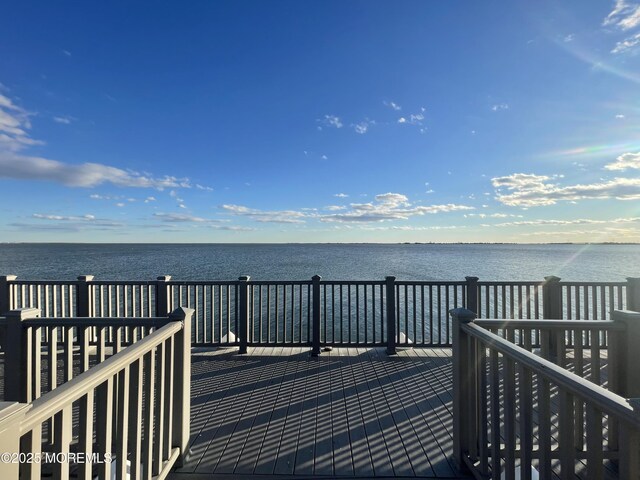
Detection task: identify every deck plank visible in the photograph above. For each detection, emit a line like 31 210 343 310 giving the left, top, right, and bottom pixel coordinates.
172 346 464 479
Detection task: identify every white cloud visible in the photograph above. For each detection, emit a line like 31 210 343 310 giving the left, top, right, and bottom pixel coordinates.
604 0 640 30
222 204 308 224
492 172 640 206
62 50 72 57
397 117 407 124
33 213 95 221
383 101 402 111
0 151 192 189
616 114 626 118
604 151 640 170
491 103 509 111
319 114 343 129
321 154 328 160
353 118 375 134
144 196 156 203
153 213 213 223
324 205 346 211
564 34 575 42
334 193 349 198
53 116 72 124
0 91 196 190
611 32 640 53
195 184 213 191
320 192 473 223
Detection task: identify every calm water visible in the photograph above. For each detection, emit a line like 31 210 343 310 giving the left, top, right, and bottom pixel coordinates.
0 243 638 282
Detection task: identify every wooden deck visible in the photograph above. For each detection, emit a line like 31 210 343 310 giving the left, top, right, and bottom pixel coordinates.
170 347 467 479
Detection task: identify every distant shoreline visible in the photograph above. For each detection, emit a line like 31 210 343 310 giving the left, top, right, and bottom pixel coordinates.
1 242 639 246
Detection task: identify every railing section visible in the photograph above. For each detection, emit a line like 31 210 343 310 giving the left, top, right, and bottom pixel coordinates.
2 275 639 349
0 307 193 480
452 308 640 479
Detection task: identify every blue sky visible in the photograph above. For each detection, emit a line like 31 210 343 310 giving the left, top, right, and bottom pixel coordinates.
1 0 640 243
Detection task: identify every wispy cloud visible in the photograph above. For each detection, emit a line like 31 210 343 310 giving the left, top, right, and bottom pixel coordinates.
603 0 640 30
318 114 343 129
383 100 402 111
221 204 307 223
604 151 640 170
0 151 192 189
62 50 72 57
53 116 73 124
397 108 427 133
487 217 640 227
320 192 474 223
611 32 640 53
352 118 375 134
491 103 509 111
334 193 349 198
0 90 196 190
492 172 640 206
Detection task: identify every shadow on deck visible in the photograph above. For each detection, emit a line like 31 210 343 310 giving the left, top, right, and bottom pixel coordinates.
171 347 468 479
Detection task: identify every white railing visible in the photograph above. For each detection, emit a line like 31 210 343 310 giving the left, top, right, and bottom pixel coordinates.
452 308 640 480
0 307 193 480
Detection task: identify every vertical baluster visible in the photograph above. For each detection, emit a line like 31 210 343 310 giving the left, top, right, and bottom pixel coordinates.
63 326 73 383
538 330 552 478
163 337 174 459
585 403 603 480
489 348 500 478
153 342 166 475
96 378 114 480
116 366 130 480
52 405 72 479
21 423 42 480
142 351 155 480
77 389 94 480
503 330 516 480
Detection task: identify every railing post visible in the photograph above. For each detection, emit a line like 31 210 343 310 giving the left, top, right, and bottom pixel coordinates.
155 275 172 317
543 276 562 354
170 306 194 467
611 310 640 397
626 277 640 312
386 276 397 355
465 276 479 315
238 276 250 354
311 275 321 357
76 275 94 317
450 307 477 473
0 275 17 315
0 402 31 478
4 308 40 402
542 275 562 319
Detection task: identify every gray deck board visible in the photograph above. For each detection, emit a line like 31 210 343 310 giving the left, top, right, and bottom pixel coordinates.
172 346 461 479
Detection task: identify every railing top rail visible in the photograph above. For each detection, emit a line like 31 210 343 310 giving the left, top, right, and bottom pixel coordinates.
474 319 625 330
90 280 157 286
7 280 78 286
18 320 183 433
248 280 312 286
167 280 240 286
559 281 627 287
19 317 173 328
477 281 544 286
321 280 385 286
395 280 466 286
462 321 640 427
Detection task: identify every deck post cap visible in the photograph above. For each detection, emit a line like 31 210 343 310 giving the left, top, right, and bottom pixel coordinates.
238 275 250 281
6 308 40 319
626 277 640 282
312 275 321 281
169 306 195 320
157 275 172 281
77 275 95 282
544 275 561 283
385 275 396 281
0 275 17 281
465 276 479 282
449 307 476 323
